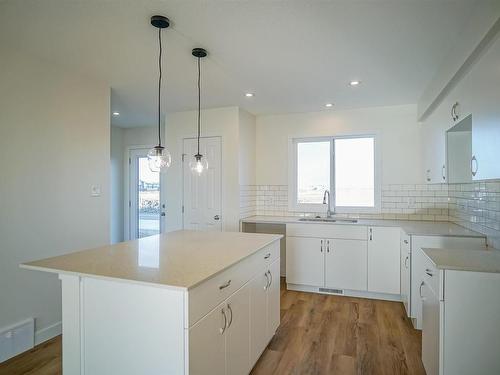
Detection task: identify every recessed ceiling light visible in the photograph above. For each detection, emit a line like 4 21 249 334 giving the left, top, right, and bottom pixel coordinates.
325 103 334 108
112 112 120 116
245 92 254 97
349 80 361 86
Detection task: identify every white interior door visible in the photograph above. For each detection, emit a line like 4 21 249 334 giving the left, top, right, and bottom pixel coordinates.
183 137 222 231
129 148 164 239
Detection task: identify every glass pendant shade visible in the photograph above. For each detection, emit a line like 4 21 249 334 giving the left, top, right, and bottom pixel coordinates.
189 154 208 175
147 145 171 172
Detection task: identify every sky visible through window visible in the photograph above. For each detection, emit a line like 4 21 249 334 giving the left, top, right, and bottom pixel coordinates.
297 141 330 204
296 137 375 207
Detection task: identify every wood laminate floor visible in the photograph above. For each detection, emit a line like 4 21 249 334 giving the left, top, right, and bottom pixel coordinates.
0 279 425 375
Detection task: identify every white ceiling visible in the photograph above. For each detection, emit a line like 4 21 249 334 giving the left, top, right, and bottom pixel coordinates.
0 0 489 127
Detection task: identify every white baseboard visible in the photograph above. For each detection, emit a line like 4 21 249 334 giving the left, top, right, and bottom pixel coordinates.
35 321 61 346
287 283 402 302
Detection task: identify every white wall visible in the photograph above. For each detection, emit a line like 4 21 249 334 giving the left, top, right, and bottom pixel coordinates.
256 104 422 186
238 109 256 186
0 47 110 343
165 107 241 232
110 126 124 243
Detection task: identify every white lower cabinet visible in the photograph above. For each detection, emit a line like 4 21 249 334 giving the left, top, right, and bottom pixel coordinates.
266 259 281 341
400 232 411 315
421 269 500 375
367 226 401 294
421 278 440 375
286 225 403 298
250 258 280 366
226 284 251 375
189 303 227 375
325 239 367 291
189 241 281 375
286 236 324 287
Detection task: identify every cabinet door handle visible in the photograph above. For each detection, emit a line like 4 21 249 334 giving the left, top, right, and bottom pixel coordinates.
320 239 323 252
451 103 456 121
220 308 227 334
471 155 478 177
267 270 273 289
426 169 431 182
264 253 271 259
403 239 409 244
227 304 233 329
369 228 373 241
425 268 433 277
219 280 231 290
442 165 446 181
419 281 425 299
264 271 270 290
327 240 330 253
404 256 409 269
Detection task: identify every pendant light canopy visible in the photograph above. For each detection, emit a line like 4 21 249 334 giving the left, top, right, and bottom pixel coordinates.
147 15 172 172
189 48 208 175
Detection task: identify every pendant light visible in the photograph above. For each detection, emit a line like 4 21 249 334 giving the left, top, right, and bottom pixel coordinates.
189 48 208 175
147 15 172 172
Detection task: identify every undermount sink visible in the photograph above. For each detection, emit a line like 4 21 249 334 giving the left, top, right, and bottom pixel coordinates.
298 217 358 223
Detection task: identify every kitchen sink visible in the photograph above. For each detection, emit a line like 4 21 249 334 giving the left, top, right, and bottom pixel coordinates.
298 217 358 223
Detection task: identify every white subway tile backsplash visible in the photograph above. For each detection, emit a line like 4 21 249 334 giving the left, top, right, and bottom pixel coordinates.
240 181 500 249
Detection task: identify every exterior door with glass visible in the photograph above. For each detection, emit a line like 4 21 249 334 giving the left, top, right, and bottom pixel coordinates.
129 148 163 239
183 137 222 231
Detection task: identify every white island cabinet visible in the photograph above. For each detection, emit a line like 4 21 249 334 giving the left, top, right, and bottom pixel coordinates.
21 230 282 375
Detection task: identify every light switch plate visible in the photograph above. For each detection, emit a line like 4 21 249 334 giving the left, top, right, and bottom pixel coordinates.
90 184 101 197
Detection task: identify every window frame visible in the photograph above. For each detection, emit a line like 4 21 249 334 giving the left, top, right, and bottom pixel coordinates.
288 134 381 214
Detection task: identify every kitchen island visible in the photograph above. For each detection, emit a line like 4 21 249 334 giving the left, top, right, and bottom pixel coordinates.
21 230 282 375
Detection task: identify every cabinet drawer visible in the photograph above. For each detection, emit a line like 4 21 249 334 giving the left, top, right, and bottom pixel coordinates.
188 241 279 327
286 223 367 240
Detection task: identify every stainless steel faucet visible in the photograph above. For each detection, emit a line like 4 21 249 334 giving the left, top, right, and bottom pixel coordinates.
323 190 334 218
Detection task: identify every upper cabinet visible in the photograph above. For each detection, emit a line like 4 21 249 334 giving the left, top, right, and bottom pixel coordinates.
422 30 500 182
455 34 500 181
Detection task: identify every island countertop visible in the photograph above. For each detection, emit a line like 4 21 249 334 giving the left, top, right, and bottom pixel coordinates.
241 215 484 238
20 230 282 290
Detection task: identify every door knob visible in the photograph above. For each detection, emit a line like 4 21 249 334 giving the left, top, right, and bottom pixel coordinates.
160 212 166 217
214 215 220 221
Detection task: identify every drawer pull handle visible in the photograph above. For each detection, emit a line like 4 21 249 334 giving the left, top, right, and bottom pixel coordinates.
227 304 233 329
219 280 231 290
268 270 273 289
264 271 270 290
220 308 227 335
419 281 425 299
425 269 433 277
264 253 271 259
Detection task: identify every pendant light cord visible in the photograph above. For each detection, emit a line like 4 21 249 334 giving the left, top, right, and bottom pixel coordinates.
157 28 163 147
197 56 201 156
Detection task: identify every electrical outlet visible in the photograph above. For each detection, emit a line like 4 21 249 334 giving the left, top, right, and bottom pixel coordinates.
90 184 101 197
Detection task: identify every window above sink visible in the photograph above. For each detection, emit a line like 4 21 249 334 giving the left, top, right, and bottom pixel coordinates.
289 135 381 214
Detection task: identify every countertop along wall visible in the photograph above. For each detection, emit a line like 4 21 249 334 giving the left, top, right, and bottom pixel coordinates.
0 47 110 344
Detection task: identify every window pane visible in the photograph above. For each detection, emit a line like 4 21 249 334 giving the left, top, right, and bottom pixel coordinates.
297 141 330 204
335 137 374 207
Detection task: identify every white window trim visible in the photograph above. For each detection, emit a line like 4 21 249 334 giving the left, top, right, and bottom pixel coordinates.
288 134 381 214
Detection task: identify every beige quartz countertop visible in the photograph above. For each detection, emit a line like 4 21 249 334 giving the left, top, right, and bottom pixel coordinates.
241 215 484 238
21 230 283 290
422 248 500 273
